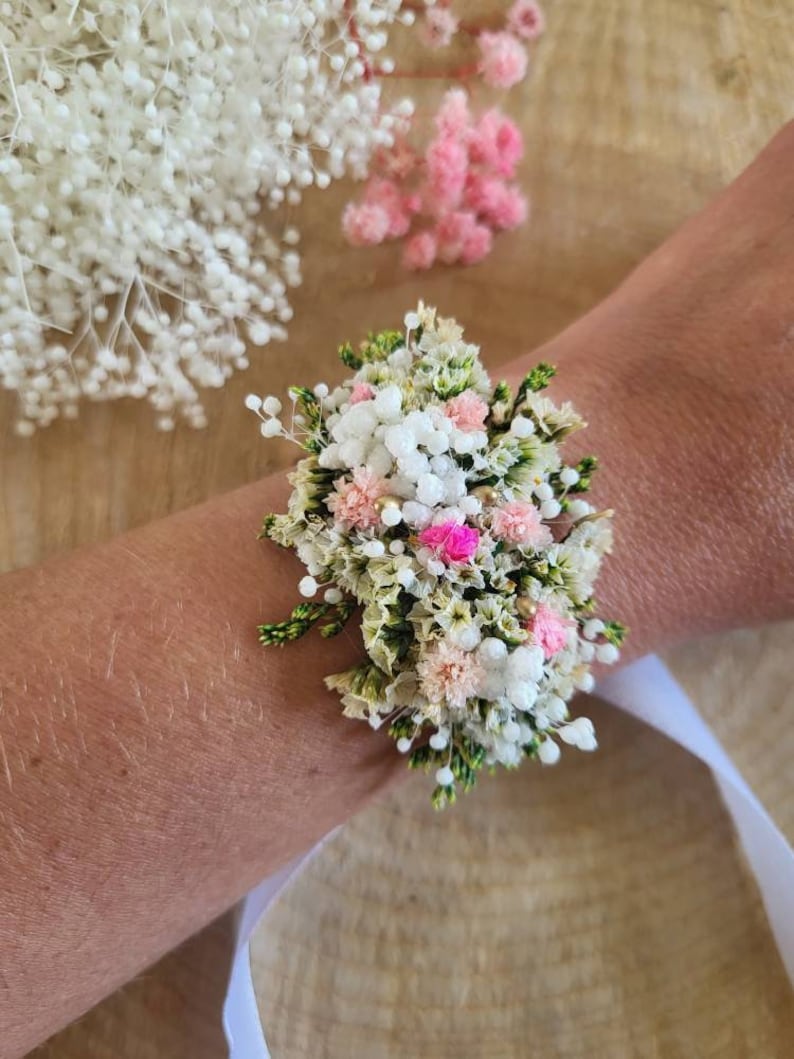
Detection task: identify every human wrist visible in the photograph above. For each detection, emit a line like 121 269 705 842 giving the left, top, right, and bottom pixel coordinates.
499 291 788 655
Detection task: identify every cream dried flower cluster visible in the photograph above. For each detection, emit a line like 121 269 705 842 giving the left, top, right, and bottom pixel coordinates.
0 0 409 434
251 306 626 808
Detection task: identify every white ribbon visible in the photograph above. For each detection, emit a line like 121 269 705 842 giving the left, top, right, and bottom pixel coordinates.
223 655 794 1059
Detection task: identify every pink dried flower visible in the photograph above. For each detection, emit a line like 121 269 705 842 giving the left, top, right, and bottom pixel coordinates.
527 603 575 659
349 382 376 404
374 134 419 181
470 110 524 177
460 223 493 265
507 0 546 40
418 640 484 711
425 135 468 214
465 177 528 230
327 467 388 530
477 31 528 88
434 210 477 264
444 390 489 432
420 6 459 49
488 184 528 229
491 501 552 547
419 521 480 564
434 88 471 138
364 179 419 239
464 173 503 215
403 230 438 271
341 202 390 247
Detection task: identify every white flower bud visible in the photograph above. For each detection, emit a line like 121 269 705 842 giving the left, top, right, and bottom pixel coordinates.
384 424 416 460
261 419 282 438
435 765 455 787
558 724 580 746
450 624 481 650
479 637 508 663
538 738 561 765
503 720 522 743
425 430 449 456
416 473 444 506
510 415 534 437
361 539 385 558
402 500 432 528
575 671 596 693
583 618 605 641
298 575 318 597
374 384 402 422
544 695 568 723
568 499 592 520
596 642 620 665
559 467 580 487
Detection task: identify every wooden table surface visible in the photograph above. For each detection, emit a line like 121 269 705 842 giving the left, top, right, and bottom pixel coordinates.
3 0 791 1056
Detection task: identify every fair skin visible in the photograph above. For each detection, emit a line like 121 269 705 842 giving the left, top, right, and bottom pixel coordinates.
1 123 793 1059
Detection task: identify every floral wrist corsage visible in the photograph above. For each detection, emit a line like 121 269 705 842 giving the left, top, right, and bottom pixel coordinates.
248 305 626 808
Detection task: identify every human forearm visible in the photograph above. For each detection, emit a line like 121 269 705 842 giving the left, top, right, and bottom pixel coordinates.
0 476 401 1057
2 123 793 1057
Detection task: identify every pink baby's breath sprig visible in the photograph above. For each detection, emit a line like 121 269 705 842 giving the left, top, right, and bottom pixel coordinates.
344 89 529 271
341 2 546 272
251 305 625 809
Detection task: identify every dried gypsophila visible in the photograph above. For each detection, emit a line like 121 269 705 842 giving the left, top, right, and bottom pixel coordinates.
250 305 627 809
0 0 412 434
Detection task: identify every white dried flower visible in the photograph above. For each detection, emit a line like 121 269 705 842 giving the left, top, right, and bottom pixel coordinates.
0 0 406 432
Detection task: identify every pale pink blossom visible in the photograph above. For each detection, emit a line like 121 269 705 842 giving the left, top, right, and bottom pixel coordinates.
477 31 528 88
341 202 390 247
527 603 575 659
434 210 477 264
374 134 419 181
420 6 459 49
327 467 388 530
418 640 484 711
364 178 419 239
469 110 524 177
419 521 480 564
403 230 437 271
487 185 528 230
463 173 502 216
491 501 552 547
465 176 528 230
460 222 493 265
349 382 375 404
507 0 546 41
434 88 471 138
444 390 489 432
425 135 468 213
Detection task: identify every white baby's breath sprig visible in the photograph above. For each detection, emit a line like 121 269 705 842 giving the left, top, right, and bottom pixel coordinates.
253 305 627 809
1 1 407 433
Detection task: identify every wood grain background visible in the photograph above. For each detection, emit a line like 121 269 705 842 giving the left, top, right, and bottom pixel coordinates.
3 0 791 1055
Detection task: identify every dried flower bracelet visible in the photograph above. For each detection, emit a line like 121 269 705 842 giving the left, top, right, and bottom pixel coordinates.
247 305 626 808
